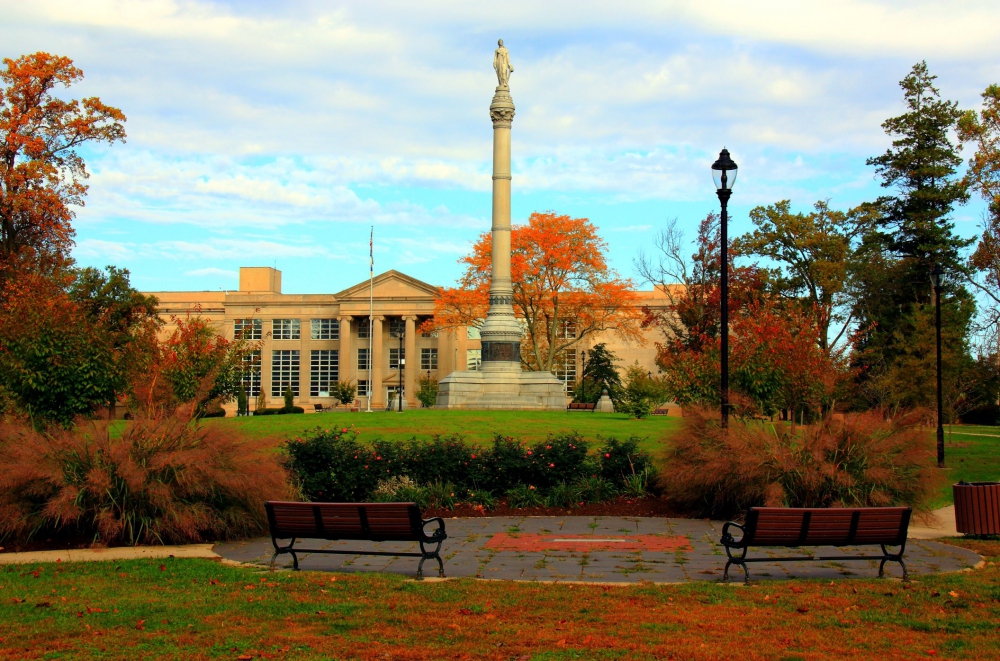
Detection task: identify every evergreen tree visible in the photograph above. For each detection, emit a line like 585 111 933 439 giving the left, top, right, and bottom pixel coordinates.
575 343 621 403
853 62 975 398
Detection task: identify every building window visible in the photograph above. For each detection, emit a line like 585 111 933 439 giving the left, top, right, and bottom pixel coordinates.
467 349 482 371
241 350 261 396
311 319 339 340
357 380 370 398
310 350 339 397
234 318 262 340
273 319 300 340
389 348 405 370
421 348 438 371
467 325 481 340
559 320 577 339
389 317 405 336
554 349 577 396
357 348 370 370
357 320 370 339
271 350 300 397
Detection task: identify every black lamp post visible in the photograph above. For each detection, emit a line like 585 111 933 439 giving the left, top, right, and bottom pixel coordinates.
712 148 738 427
930 263 945 467
580 349 588 402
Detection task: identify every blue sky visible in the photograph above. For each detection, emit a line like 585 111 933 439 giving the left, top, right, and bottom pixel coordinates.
3 0 998 294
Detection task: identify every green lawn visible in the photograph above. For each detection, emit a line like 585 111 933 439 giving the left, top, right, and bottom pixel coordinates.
929 424 1000 508
205 409 684 456
1 538 998 660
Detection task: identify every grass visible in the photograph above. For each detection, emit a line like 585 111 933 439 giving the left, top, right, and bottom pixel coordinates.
200 410 684 456
1 537 998 660
929 424 1000 508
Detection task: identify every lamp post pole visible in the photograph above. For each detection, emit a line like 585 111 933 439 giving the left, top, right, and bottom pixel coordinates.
931 264 945 467
711 148 738 428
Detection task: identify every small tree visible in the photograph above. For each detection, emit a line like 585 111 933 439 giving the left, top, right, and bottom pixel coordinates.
616 363 667 419
333 381 357 406
283 385 294 411
236 384 248 416
416 376 438 408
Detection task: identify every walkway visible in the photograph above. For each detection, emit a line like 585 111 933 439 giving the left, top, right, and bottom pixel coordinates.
214 516 981 583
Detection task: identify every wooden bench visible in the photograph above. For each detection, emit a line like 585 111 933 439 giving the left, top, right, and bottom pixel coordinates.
265 501 447 578
567 403 596 411
720 506 912 583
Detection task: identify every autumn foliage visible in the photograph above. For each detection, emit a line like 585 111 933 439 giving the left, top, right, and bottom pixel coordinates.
429 212 642 372
0 52 126 287
660 408 940 519
0 409 291 546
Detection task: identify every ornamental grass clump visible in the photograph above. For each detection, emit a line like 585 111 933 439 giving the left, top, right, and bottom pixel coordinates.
0 414 291 546
660 408 940 519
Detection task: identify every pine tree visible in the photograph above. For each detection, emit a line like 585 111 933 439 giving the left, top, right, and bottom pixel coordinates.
852 61 975 403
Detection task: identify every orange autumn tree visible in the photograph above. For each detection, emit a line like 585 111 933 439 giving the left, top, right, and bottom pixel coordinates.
0 52 126 293
430 212 643 372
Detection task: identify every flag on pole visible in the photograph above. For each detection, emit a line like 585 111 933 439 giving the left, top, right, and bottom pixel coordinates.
369 227 374 276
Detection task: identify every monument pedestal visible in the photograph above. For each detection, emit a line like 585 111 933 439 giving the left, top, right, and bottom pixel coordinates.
436 363 565 410
436 40 566 411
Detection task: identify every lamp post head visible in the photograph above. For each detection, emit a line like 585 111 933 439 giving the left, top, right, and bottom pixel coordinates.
930 263 944 289
711 148 738 191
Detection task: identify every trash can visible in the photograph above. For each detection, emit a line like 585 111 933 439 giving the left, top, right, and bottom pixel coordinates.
953 481 1000 535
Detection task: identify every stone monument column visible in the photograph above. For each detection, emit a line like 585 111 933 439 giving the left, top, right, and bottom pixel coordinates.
478 48 522 372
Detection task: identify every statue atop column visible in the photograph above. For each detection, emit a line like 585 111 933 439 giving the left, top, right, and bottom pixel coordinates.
493 39 513 88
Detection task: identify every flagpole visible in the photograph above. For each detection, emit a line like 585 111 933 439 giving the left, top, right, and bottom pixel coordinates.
366 226 373 413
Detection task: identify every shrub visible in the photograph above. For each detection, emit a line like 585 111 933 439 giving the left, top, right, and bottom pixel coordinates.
0 415 291 546
466 489 498 509
416 376 438 408
660 407 940 519
575 476 619 503
485 435 534 492
426 481 457 510
615 365 668 419
283 427 377 501
283 385 294 410
545 482 580 508
528 433 593 488
597 437 655 486
372 475 428 506
622 470 651 498
505 484 543 508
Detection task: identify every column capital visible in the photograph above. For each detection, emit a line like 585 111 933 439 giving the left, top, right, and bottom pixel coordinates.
402 315 418 322
337 315 353 322
372 315 385 322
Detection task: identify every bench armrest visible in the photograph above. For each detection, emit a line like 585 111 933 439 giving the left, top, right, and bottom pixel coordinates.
721 521 746 547
421 517 447 542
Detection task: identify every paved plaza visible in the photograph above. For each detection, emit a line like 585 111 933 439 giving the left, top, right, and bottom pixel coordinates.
214 516 982 583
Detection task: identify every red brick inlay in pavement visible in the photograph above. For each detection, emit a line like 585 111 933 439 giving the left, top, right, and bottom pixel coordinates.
484 533 692 553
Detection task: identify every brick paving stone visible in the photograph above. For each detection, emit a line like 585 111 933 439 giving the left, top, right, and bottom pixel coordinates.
214 516 983 584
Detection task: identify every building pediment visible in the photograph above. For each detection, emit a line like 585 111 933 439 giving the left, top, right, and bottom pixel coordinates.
334 270 440 301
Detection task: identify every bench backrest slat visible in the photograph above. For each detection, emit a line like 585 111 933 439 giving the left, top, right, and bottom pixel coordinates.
266 501 425 542
745 507 910 547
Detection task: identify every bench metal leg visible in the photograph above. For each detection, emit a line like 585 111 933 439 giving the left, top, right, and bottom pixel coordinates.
418 540 445 580
878 544 908 582
723 545 749 584
269 538 299 571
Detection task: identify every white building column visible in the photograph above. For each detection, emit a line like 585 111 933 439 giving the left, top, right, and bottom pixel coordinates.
371 315 385 408
338 316 353 403
404 315 417 406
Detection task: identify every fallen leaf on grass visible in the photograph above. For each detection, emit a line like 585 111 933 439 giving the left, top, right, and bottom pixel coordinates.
948 591 959 598
237 655 254 660
796 607 809 613
790 587 804 594
35 602 51 608
135 620 145 631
